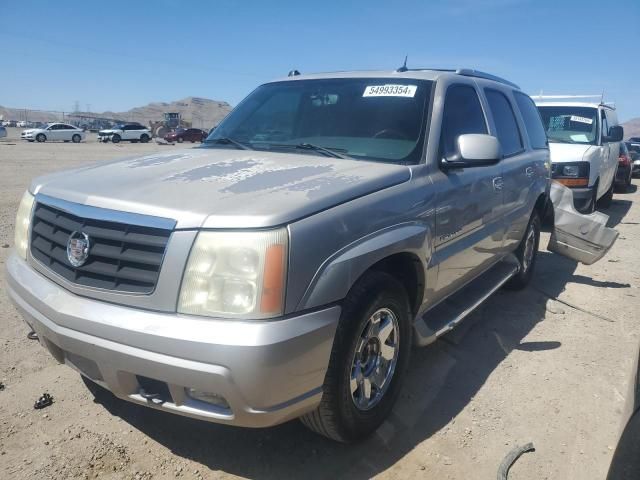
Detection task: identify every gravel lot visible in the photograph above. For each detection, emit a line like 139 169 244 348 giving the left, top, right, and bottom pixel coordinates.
1 127 639 479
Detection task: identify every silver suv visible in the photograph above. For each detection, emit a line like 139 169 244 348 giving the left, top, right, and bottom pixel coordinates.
8 68 554 442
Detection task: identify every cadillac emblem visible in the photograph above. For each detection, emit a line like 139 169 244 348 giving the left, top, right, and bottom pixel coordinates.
67 231 90 267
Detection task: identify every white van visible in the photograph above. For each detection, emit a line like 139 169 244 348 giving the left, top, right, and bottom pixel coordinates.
534 97 623 213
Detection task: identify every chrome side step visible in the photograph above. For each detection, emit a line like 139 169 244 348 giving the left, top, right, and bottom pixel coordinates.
413 254 519 347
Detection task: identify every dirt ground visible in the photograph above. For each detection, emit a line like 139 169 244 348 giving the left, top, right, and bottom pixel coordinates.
0 127 638 479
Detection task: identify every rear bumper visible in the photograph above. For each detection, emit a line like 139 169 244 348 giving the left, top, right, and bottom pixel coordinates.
5 253 340 427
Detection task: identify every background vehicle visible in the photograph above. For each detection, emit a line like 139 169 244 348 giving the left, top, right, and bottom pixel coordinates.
17 120 28 128
7 68 614 444
615 142 633 191
149 112 191 138
627 141 640 177
20 123 85 143
97 123 151 143
163 127 207 143
0 125 6 139
534 97 623 213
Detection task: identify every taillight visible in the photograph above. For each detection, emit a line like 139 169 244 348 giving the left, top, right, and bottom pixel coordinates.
619 155 631 167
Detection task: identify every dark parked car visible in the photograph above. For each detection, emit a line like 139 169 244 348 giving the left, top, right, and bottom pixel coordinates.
164 128 207 143
607 344 640 480
615 142 633 191
626 142 640 177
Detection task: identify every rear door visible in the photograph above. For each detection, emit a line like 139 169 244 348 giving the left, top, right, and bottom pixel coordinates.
431 83 505 299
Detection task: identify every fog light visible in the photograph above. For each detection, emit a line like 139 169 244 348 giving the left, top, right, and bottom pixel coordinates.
186 388 230 409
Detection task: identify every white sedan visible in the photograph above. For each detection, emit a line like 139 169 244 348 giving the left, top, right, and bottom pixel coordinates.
21 123 86 143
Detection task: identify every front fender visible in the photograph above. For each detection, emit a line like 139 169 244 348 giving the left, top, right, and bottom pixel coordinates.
297 222 431 311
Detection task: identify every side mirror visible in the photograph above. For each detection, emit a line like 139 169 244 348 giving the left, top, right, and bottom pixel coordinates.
442 134 502 169
603 125 624 143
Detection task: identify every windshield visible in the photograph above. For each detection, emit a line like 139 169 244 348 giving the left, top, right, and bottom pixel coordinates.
537 106 598 144
205 78 433 163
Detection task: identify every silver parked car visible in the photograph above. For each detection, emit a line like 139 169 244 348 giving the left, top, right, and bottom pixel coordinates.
6 68 607 442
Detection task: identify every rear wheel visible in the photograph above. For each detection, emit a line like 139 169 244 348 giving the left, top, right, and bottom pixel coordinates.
72 134 81 143
300 271 412 442
111 134 121 143
36 133 46 143
505 211 540 291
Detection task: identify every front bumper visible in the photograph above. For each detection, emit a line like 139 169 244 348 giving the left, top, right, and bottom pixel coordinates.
5 253 340 427
21 133 35 140
563 185 595 213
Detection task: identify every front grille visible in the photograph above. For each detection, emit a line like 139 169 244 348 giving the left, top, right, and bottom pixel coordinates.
30 202 172 293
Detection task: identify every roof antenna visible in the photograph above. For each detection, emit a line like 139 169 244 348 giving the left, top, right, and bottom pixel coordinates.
600 89 605 104
396 55 408 73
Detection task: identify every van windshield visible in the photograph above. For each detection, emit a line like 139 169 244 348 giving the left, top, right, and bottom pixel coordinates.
537 106 598 145
204 78 433 164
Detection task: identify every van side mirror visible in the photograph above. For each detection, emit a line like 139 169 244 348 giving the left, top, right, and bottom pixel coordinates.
603 125 624 143
442 134 502 169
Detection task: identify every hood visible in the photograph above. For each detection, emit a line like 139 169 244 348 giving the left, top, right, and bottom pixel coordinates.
548 142 594 163
31 148 411 229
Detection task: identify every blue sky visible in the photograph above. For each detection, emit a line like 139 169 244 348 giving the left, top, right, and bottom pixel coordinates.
1 0 639 121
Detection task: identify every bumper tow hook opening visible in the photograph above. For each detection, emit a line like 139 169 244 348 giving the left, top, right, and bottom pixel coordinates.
27 330 38 340
34 393 54 410
139 388 165 405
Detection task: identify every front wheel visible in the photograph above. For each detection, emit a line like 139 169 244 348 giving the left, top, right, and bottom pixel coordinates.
111 134 121 143
505 211 540 290
598 180 614 209
177 137 184 143
36 133 46 143
300 271 412 442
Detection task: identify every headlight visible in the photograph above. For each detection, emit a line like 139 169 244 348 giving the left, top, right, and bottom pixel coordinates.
562 165 579 177
14 191 35 259
178 229 288 319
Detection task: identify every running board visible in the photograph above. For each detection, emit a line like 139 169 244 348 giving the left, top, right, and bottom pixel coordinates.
413 255 519 347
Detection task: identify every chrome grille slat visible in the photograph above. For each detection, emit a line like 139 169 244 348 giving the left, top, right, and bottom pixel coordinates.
30 202 171 294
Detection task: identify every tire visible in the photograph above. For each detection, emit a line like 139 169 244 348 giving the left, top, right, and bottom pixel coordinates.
72 134 81 143
111 134 121 143
504 211 540 291
598 180 614 209
140 134 150 143
300 271 412 442
36 133 46 143
177 137 184 143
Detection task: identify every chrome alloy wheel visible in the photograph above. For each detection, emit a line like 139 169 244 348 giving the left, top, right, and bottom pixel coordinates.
350 308 400 411
522 222 536 272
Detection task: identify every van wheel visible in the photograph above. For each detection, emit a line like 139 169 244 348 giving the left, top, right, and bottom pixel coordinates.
505 211 540 291
300 271 412 442
36 133 46 142
72 134 81 143
598 181 614 209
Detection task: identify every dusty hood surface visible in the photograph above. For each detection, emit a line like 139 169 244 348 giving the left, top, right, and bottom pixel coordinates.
548 142 593 163
31 148 411 229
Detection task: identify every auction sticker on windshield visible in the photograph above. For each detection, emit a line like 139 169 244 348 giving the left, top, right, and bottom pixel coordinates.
570 115 593 125
363 85 417 97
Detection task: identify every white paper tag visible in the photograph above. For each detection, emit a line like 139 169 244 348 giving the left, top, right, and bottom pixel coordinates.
570 115 593 125
363 85 417 97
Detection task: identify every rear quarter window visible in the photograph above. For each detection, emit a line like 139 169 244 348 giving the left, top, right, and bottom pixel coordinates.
485 89 523 156
514 92 548 149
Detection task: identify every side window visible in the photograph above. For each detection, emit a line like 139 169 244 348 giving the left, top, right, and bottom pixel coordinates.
440 84 487 158
601 111 609 141
485 89 523 156
514 92 547 149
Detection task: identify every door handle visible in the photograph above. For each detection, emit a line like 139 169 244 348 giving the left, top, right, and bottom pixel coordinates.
492 177 504 191
525 167 534 178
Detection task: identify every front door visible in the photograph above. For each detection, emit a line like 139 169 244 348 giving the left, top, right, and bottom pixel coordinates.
431 83 504 300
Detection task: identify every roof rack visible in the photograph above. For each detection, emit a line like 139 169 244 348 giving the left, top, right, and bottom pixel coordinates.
530 93 616 109
454 69 520 89
395 67 519 89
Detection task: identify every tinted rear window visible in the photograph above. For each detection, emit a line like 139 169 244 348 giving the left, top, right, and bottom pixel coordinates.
485 89 523 156
514 92 547 149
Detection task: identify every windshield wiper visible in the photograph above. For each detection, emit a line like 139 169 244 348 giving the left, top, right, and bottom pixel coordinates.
205 137 253 150
257 142 347 159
